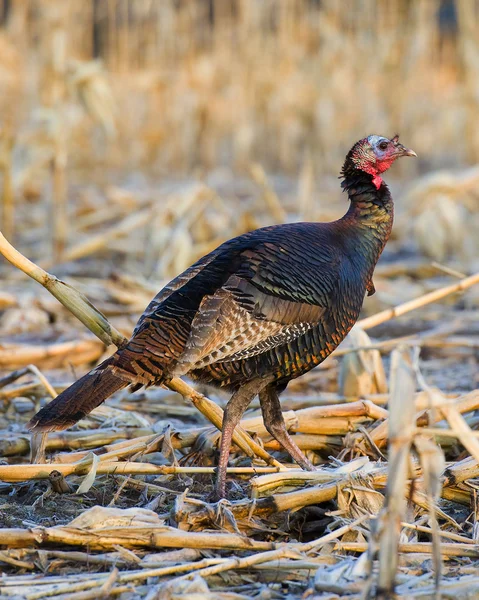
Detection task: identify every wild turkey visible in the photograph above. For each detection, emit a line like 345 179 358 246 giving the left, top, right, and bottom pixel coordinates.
29 134 416 497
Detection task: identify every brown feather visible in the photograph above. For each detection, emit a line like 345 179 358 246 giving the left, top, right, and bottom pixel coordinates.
28 358 128 432
174 275 326 372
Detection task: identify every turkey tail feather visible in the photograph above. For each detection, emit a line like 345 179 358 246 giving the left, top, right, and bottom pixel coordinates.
28 358 128 432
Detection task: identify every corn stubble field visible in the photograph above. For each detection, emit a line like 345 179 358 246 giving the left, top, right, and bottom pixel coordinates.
0 1 479 598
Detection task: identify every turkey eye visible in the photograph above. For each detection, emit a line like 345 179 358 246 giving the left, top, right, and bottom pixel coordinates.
378 142 388 150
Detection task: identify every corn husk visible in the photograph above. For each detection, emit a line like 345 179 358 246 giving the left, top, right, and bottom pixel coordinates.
338 326 387 399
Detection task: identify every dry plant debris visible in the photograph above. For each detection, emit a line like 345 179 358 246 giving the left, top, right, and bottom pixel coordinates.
0 216 478 599
0 2 479 598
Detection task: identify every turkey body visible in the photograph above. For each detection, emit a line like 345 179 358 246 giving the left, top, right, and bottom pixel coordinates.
29 134 414 497
140 220 383 390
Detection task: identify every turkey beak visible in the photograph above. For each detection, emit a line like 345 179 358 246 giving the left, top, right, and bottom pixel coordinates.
396 144 417 158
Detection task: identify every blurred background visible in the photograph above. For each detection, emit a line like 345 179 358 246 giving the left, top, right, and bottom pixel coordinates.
0 0 478 382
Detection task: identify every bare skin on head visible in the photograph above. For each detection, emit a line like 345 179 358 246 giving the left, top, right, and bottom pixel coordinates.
347 134 417 190
29 135 416 499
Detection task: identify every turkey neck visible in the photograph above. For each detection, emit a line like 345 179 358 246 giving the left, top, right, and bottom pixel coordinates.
339 169 394 267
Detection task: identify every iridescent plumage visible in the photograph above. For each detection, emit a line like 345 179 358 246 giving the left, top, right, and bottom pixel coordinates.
29 135 416 497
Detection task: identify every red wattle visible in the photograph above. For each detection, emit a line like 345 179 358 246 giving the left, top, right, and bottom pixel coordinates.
372 174 383 189
377 157 395 173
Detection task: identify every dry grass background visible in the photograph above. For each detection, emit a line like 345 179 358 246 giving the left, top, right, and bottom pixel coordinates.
0 1 478 598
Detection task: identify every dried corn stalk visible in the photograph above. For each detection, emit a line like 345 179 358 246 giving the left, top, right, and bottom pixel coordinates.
377 347 416 596
67 59 117 138
338 326 387 399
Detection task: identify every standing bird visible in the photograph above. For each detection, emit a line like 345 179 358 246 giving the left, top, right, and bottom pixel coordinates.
29 135 416 497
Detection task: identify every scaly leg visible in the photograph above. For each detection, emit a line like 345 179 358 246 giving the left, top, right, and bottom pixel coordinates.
259 385 315 471
216 379 266 499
